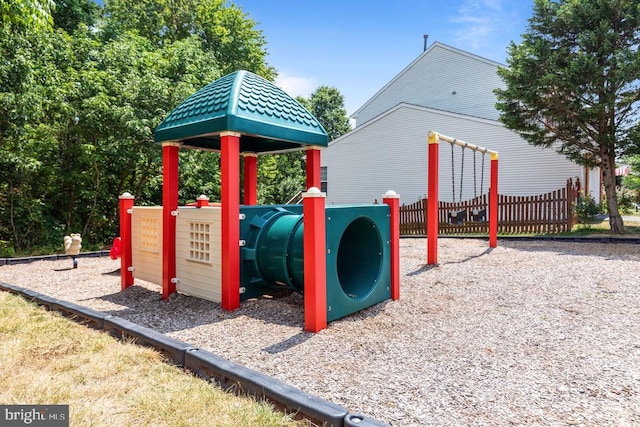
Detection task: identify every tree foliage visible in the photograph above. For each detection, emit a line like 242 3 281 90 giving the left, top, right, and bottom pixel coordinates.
298 86 351 141
622 155 640 198
0 0 352 254
102 0 275 78
0 0 54 31
495 0 640 233
0 0 271 254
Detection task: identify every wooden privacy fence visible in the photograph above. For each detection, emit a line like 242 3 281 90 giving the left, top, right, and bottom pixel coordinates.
400 178 580 236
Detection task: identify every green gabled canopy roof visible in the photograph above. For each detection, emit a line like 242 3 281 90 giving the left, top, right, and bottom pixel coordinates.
154 70 328 153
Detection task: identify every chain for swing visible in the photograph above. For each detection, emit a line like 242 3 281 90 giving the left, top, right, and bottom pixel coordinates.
473 149 486 199
480 151 485 197
473 149 477 198
450 141 456 202
459 143 465 202
450 140 467 202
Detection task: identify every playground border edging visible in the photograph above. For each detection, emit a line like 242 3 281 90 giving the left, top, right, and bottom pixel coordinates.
103 316 193 368
184 348 349 426
398 235 640 244
0 281 390 426
0 250 110 266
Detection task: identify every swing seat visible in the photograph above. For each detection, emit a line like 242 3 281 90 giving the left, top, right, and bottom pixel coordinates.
471 208 486 222
448 210 467 225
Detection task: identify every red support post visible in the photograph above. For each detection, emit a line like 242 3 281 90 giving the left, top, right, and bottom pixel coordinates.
303 187 327 333
221 132 241 311
427 132 439 265
162 142 180 299
489 155 499 248
383 190 400 300
243 153 258 205
305 148 321 190
119 192 135 290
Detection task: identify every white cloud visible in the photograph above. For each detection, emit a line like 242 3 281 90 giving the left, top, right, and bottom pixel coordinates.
450 0 511 51
275 72 317 99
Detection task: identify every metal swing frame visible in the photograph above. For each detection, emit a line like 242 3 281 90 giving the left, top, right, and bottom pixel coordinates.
427 131 499 265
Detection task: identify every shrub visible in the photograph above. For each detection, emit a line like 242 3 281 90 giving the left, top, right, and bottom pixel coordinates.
574 193 601 228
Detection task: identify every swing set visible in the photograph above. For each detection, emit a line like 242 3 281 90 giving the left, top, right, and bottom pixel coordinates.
427 131 498 265
447 137 487 225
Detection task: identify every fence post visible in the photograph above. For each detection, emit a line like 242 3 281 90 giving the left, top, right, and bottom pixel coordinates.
427 132 439 264
162 142 180 299
383 190 400 301
243 153 258 205
221 132 241 311
489 154 498 247
119 192 135 290
303 187 327 333
306 148 322 190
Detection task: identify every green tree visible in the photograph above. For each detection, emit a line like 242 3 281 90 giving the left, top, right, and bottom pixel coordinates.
0 0 276 254
52 0 98 33
0 0 54 31
623 155 640 199
102 0 275 78
257 152 306 204
495 0 640 233
301 86 351 141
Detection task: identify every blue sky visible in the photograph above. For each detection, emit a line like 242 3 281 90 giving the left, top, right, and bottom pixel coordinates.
234 0 535 116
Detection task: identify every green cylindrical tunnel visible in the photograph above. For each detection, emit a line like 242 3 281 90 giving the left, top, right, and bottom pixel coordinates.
255 213 304 290
253 211 383 299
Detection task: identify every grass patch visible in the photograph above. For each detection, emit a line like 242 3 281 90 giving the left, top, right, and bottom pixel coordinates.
0 292 305 426
553 219 640 237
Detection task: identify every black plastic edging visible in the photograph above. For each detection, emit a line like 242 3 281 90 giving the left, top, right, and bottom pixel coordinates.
399 235 640 244
0 250 110 266
103 316 193 367
184 348 349 427
19 288 60 311
52 299 110 330
0 281 27 295
344 413 391 426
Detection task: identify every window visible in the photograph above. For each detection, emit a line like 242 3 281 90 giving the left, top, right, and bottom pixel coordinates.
141 217 160 253
320 166 328 194
188 222 211 263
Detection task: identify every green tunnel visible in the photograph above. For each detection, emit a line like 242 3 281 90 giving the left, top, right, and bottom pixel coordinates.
240 204 391 322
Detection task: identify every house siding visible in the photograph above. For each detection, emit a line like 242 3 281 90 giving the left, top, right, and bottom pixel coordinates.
323 105 583 206
353 43 505 126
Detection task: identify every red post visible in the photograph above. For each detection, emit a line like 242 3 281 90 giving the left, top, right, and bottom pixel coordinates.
243 153 258 205
305 147 321 190
489 154 499 248
383 190 400 300
303 187 327 333
196 195 209 208
221 132 241 311
427 132 439 265
119 192 135 290
162 142 180 299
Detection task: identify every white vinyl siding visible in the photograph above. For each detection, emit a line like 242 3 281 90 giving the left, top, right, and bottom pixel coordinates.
323 104 583 206
353 43 505 126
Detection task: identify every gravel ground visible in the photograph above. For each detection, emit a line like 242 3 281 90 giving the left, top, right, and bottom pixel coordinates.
1 238 639 426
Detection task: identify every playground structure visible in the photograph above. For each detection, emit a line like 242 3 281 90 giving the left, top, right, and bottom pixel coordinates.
427 131 499 265
117 71 400 332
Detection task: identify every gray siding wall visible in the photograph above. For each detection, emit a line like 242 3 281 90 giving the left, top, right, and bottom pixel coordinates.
354 43 505 126
323 105 583 206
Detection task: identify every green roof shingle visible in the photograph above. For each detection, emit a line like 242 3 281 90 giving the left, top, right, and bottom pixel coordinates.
154 70 328 152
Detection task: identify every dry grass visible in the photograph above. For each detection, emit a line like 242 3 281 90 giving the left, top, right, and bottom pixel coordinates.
0 292 303 427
